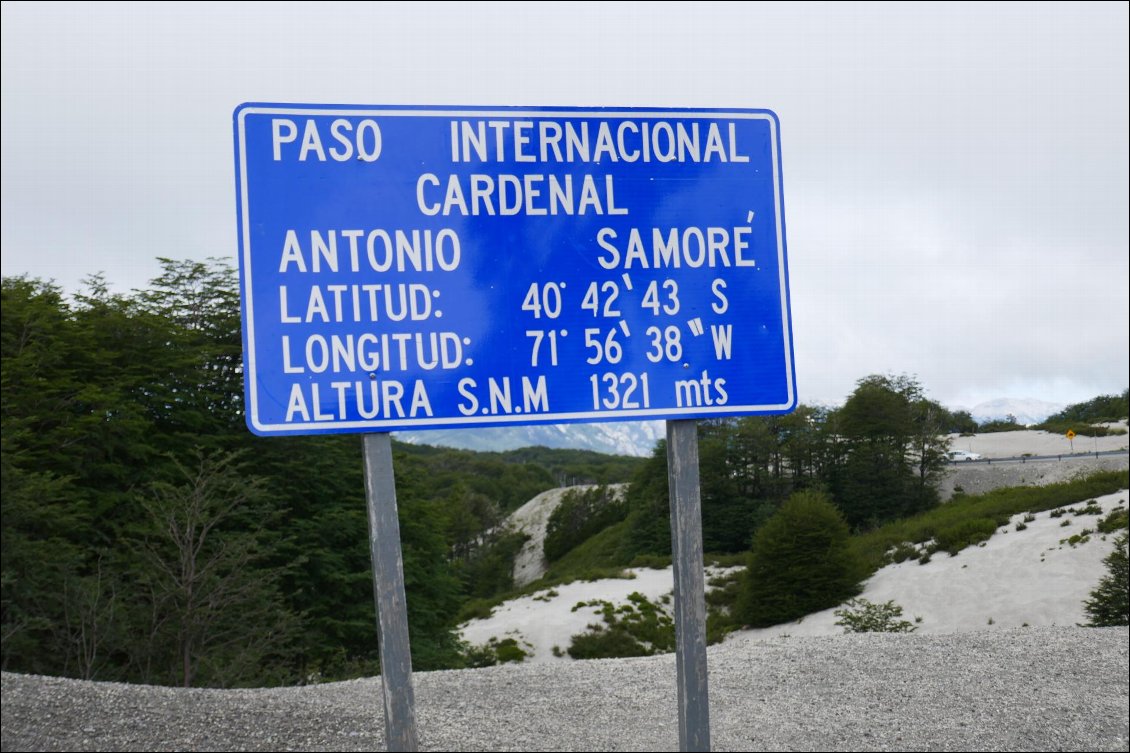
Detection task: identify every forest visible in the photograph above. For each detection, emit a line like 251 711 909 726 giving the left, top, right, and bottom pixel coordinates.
0 260 639 686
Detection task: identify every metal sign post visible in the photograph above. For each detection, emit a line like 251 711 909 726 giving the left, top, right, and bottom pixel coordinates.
666 419 710 751
362 433 418 751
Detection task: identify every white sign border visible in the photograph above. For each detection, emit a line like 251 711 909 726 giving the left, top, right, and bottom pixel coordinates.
235 105 795 434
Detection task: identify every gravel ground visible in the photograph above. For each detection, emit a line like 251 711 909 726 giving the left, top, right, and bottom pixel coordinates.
3 627 1127 752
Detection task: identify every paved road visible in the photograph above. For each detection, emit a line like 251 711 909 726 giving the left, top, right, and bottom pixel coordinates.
947 449 1129 466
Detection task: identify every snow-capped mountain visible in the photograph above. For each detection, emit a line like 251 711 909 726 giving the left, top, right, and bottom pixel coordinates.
395 420 664 457
396 398 1069 454
968 398 1064 427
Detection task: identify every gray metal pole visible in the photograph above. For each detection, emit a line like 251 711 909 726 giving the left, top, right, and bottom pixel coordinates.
362 432 419 752
666 419 711 752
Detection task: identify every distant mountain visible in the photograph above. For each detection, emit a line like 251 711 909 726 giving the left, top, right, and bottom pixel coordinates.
968 398 1064 427
395 420 664 457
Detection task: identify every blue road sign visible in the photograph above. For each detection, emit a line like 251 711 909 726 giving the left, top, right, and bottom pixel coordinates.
233 104 795 436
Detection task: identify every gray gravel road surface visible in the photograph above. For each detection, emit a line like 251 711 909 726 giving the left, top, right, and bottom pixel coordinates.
2 626 1127 751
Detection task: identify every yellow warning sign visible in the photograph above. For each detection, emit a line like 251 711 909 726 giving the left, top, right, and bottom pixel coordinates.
1066 429 1076 440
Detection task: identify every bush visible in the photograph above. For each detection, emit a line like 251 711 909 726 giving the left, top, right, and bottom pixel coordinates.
1097 508 1129 534
460 636 530 667
1043 390 1129 425
737 490 866 628
834 599 918 633
889 543 919 563
567 627 655 660
544 486 627 562
566 592 674 659
1034 420 1126 437
934 517 999 555
1083 533 1129 627
978 418 1027 433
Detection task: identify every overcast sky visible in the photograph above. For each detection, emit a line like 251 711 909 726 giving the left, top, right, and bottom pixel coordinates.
2 2 1127 411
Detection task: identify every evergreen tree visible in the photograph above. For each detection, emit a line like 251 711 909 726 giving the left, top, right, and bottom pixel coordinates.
1084 533 1129 627
737 490 865 627
830 374 945 529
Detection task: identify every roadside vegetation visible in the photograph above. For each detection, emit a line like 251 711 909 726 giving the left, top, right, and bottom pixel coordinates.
1034 396 1130 437
1083 532 1129 627
1 265 643 686
4 264 1126 681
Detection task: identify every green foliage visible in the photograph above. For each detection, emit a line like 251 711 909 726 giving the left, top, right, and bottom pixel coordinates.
851 470 1129 574
2 264 651 686
1035 420 1126 438
566 592 674 659
829 374 946 529
703 568 745 643
543 520 635 579
623 441 673 558
1045 390 1129 425
834 599 918 633
490 446 644 486
391 443 556 515
492 638 529 663
455 599 496 623
737 490 866 628
544 486 627 561
461 636 531 667
1060 530 1093 547
889 543 919 562
131 450 300 687
1097 508 1129 534
567 627 655 660
941 409 979 435
977 417 1027 433
624 405 838 560
454 529 529 601
1084 533 1129 627
933 517 1000 555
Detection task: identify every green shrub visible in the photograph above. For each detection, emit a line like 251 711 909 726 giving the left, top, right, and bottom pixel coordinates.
567 627 654 659
737 490 866 628
1061 531 1092 547
1083 533 1128 627
850 472 1128 577
978 418 1027 433
934 517 999 555
1035 420 1127 437
889 543 919 563
455 598 496 623
1097 509 1129 534
544 486 628 562
628 553 672 569
493 638 529 663
1042 390 1129 426
566 592 674 659
834 598 918 633
460 636 530 667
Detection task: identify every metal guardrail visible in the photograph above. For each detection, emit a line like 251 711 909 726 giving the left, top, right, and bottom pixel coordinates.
946 449 1130 466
